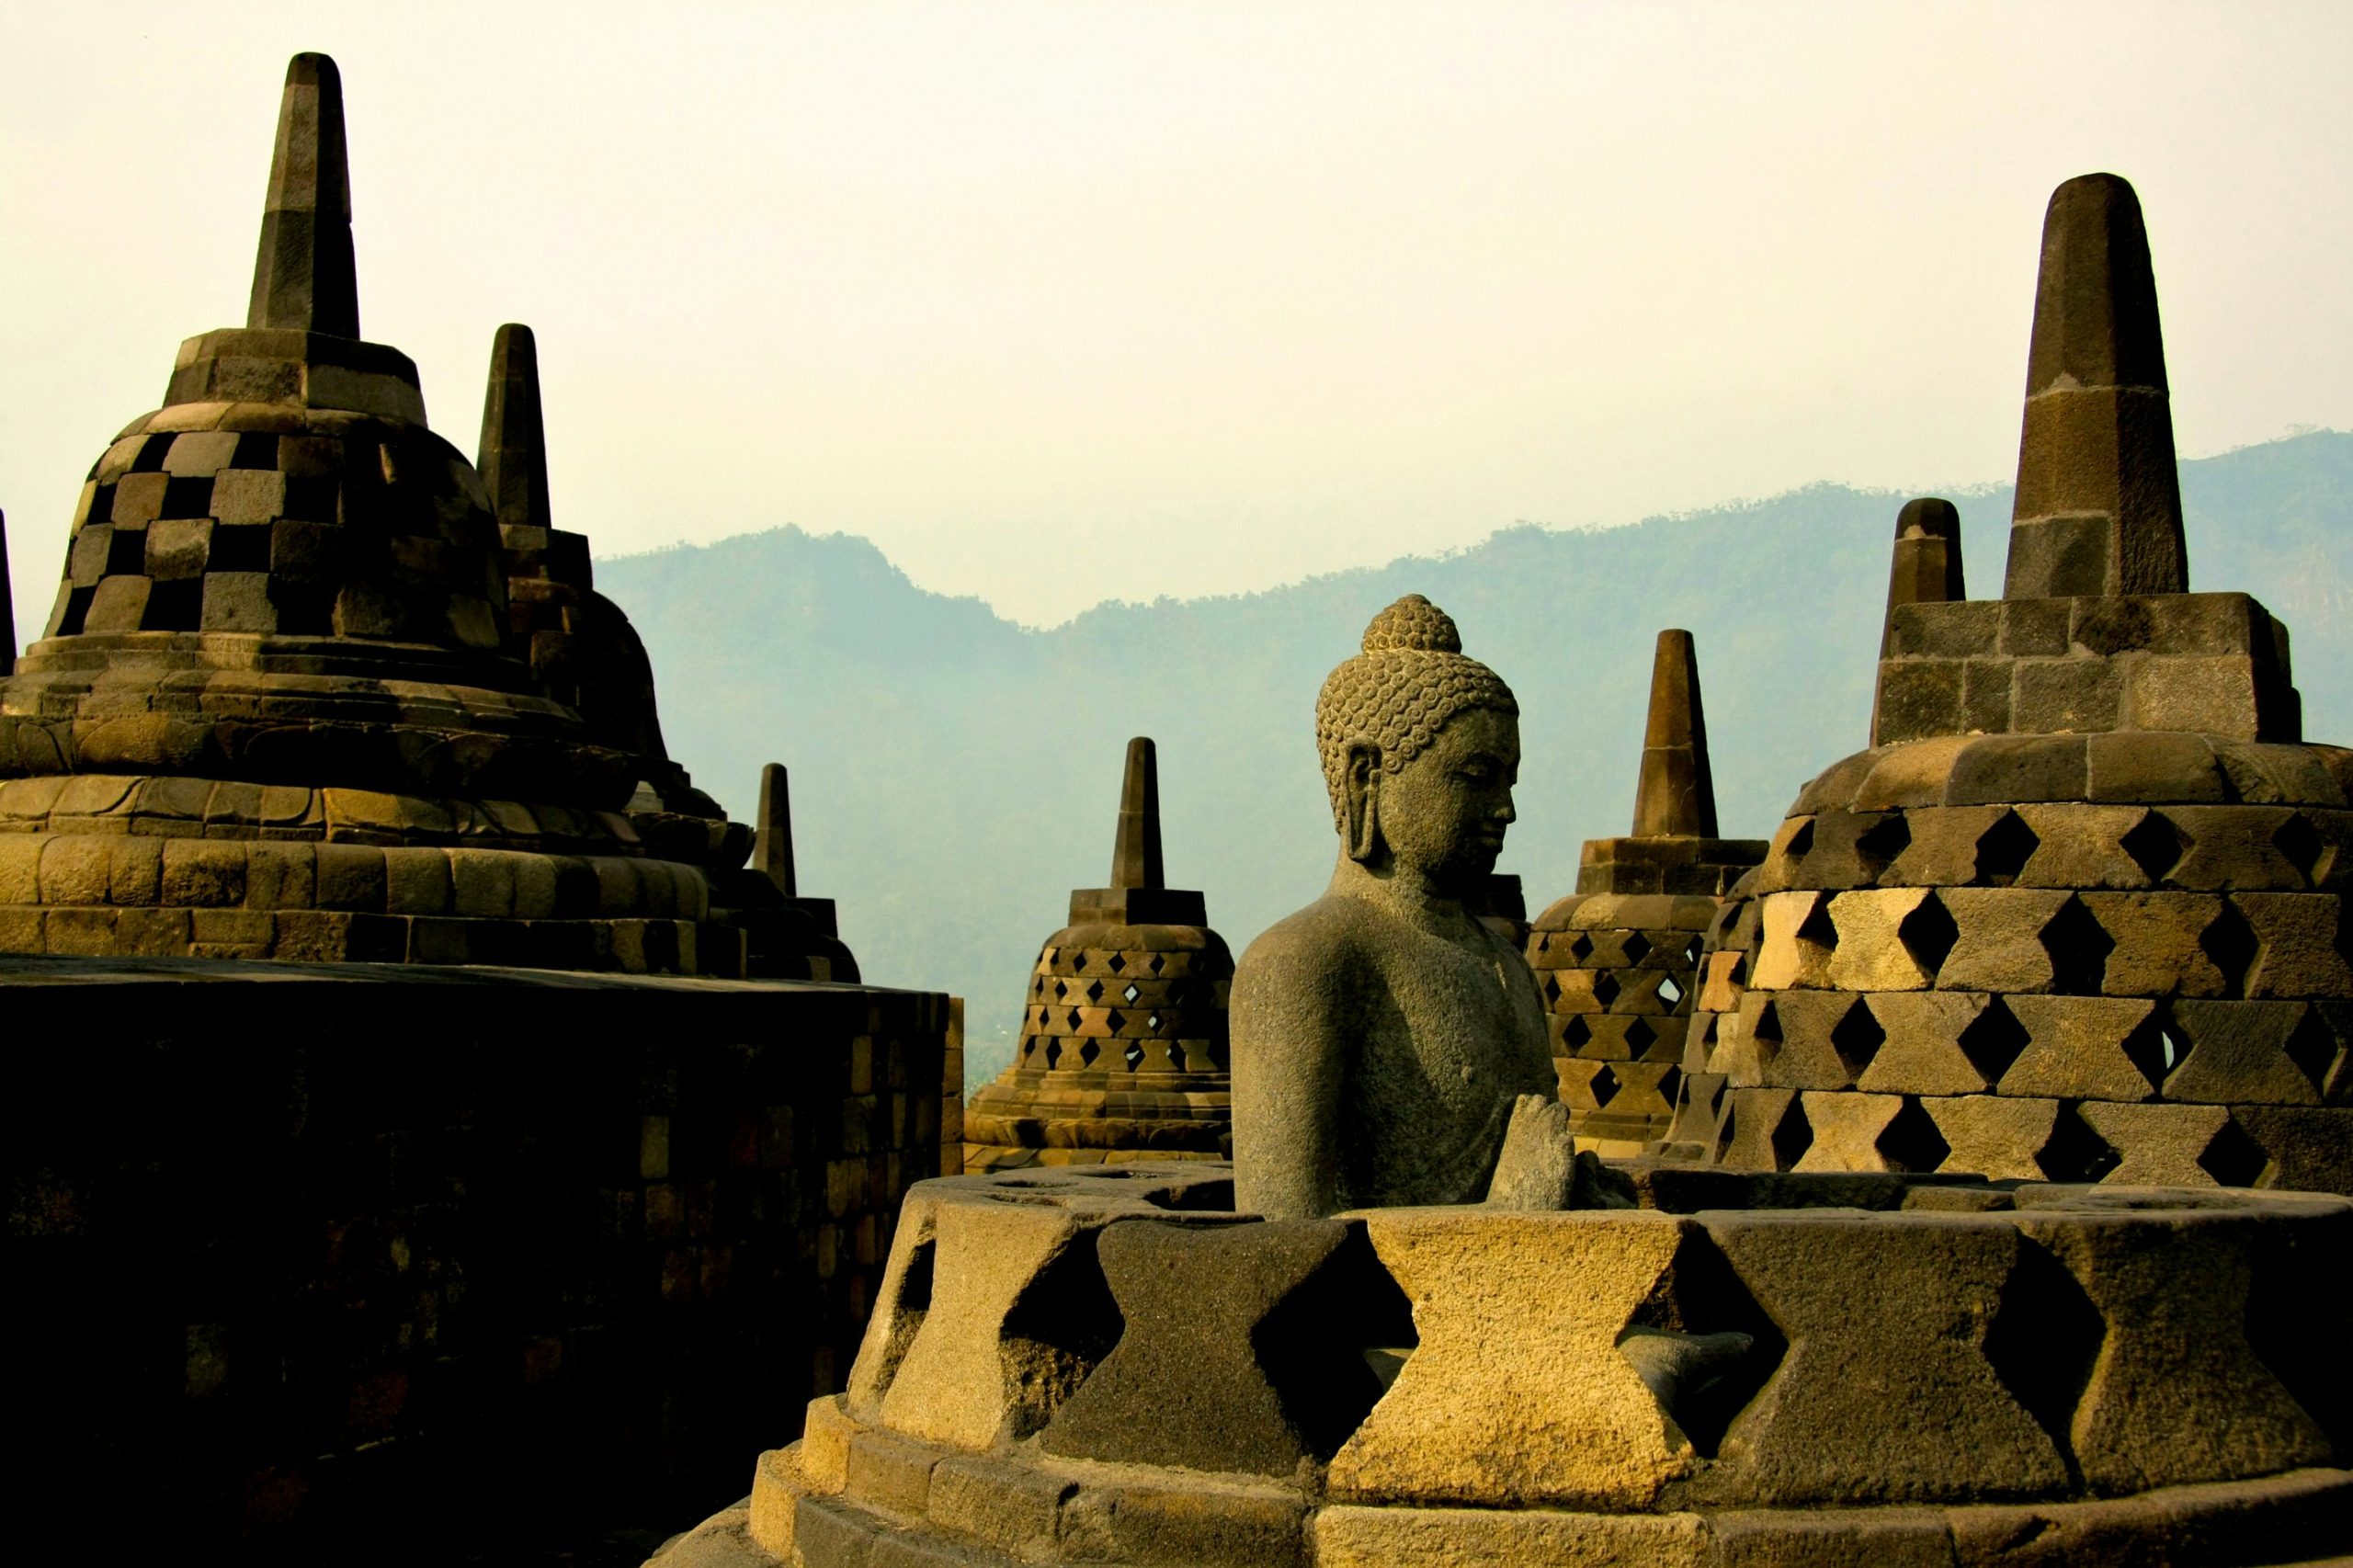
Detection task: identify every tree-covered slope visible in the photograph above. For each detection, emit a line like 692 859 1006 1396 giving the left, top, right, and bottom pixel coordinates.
599 431 2352 1084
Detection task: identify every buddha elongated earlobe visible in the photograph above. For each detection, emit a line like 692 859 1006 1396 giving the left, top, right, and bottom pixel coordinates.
1344 744 1381 863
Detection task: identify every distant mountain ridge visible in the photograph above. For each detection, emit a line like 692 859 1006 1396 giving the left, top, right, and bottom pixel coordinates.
599 431 2353 1085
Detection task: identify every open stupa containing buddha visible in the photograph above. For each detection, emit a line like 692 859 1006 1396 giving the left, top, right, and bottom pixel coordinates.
0 52 846 980
1665 173 2353 1195
1527 630 1766 1154
961 737 1233 1171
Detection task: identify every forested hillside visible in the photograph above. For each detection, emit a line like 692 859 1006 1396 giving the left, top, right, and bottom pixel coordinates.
600 432 2353 1084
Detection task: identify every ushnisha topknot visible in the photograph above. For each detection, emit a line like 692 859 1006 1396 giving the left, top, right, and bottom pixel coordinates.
1315 594 1518 827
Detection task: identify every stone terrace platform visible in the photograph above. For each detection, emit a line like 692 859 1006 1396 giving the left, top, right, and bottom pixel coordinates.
2 951 949 1561
650 1163 2353 1568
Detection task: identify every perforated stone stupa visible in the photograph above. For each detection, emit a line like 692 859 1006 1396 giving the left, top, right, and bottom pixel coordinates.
1527 631 1765 1154
962 738 1233 1171
1668 174 2353 1192
0 54 764 975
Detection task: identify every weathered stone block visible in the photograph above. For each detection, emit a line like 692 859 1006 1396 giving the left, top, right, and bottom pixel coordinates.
1921 1096 2059 1182
1313 1505 1711 1568
2084 730 2227 804
2080 892 2231 997
1936 889 2067 993
1998 995 2159 1102
2075 1101 2230 1186
2012 804 2152 888
1946 735 2088 806
1790 1092 1906 1174
2010 656 2121 733
2122 655 2263 738
1750 892 1836 992
1327 1209 1693 1507
2237 893 2352 998
1824 889 1936 992
2165 1000 2326 1105
1700 1211 2067 1503
1857 993 1997 1096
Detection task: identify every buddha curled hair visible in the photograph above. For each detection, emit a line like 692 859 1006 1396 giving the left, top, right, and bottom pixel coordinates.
1315 595 1518 827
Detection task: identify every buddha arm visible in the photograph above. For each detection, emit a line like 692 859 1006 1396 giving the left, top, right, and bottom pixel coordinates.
1229 915 1354 1220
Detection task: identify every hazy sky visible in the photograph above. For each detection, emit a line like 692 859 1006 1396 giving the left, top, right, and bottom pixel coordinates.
3 2 2347 629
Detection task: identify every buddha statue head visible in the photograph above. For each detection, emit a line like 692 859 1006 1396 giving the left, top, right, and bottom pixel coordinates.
1314 595 1521 897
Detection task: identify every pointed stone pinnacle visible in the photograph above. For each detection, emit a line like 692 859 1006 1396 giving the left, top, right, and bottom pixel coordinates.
247 52 360 337
478 324 553 535
1881 497 1964 655
2003 173 2187 599
1109 737 1165 891
1631 630 1718 839
754 763 798 898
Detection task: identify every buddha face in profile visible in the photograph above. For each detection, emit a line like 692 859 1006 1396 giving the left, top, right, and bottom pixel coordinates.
1340 704 1519 895
1317 593 1522 902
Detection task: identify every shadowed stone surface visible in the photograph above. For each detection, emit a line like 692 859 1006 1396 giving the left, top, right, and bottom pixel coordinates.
1233 598 1557 1217
1039 1218 1369 1475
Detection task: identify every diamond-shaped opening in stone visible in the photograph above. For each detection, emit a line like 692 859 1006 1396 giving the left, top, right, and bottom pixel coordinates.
2282 1006 2341 1097
1983 1233 2105 1458
1657 1063 1684 1107
1122 983 1141 1005
1624 1017 1659 1056
1783 818 1816 861
1856 812 1913 879
1104 1009 1126 1034
1560 1015 1593 1051
2199 903 2261 999
1044 1039 1064 1069
1165 1041 1186 1069
2040 896 2115 995
1875 1097 1951 1174
1065 1007 1083 1031
1796 892 1839 952
1957 996 2032 1085
2121 810 2187 885
1897 893 1961 980
2120 1009 2177 1094
1078 1040 1100 1067
1567 934 1594 961
1166 979 1189 1004
1593 972 1621 1008
1768 1093 1813 1171
1543 973 1563 1005
1751 1000 1784 1072
1635 1227 1787 1459
2272 813 2330 887
1655 973 1685 1008
1107 952 1127 974
1146 1012 1163 1032
1123 1042 1144 1071
1830 999 1886 1079
1086 980 1106 1003
1974 811 2041 887
2037 1104 2122 1183
1048 978 1063 1000
2198 1115 2271 1188
1682 936 1705 967
1589 1063 1621 1107
1623 932 1654 965
1147 953 1165 974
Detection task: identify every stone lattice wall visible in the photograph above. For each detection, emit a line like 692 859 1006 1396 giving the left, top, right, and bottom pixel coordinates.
0 956 947 1556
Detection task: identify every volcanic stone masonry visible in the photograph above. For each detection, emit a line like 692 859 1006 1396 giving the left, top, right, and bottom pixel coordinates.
962 737 1233 1171
0 53 947 1558
0 51 847 983
1526 630 1767 1155
1665 173 2353 1193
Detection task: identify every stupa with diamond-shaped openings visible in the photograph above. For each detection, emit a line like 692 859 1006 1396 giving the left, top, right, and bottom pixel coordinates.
1666 174 2353 1192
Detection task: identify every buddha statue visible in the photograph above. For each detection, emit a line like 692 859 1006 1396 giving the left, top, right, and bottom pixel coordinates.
1232 595 1564 1217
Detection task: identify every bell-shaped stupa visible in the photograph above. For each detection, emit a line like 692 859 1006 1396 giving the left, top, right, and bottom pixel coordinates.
1525 630 1765 1153
0 55 745 974
1669 175 2353 1191
963 738 1233 1171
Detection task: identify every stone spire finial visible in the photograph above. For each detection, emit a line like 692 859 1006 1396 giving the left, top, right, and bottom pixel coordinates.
754 763 798 898
1109 736 1165 891
1881 497 1964 655
478 324 552 536
1631 630 1717 838
2002 173 2187 600
246 53 359 338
